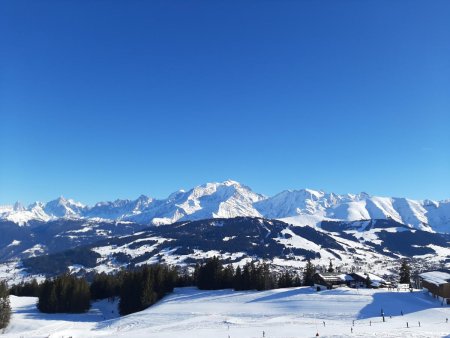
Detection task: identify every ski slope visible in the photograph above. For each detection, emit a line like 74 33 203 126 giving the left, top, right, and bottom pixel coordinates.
4 287 450 337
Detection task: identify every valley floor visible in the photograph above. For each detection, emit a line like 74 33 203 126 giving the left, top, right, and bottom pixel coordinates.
4 287 450 338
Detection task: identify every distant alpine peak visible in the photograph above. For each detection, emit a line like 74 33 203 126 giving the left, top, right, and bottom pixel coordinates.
13 201 25 211
222 179 241 186
0 180 449 233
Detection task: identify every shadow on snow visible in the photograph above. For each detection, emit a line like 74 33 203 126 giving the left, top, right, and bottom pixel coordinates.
356 290 442 320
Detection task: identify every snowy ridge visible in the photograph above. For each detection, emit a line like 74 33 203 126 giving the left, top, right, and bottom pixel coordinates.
1 180 449 233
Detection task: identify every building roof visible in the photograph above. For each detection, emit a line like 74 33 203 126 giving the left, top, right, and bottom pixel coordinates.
352 272 386 283
316 273 353 283
419 271 450 286
339 274 354 281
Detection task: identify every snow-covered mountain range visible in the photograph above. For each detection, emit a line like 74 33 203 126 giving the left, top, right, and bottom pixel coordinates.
1 180 449 233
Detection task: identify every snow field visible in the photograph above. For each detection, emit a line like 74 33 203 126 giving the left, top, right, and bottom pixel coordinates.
4 287 450 338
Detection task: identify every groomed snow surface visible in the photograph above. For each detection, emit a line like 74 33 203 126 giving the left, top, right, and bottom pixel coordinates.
4 287 450 338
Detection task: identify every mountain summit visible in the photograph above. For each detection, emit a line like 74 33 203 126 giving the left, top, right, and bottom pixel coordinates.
0 180 449 232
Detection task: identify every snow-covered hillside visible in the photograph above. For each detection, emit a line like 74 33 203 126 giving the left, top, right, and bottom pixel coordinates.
1 180 449 232
15 218 449 281
4 287 450 338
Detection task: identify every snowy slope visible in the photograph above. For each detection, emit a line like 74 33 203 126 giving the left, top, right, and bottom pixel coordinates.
1 180 448 232
15 217 449 281
4 287 450 338
259 191 443 232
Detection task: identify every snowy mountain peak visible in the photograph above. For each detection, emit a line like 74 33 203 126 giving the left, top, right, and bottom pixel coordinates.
43 196 85 218
0 181 448 232
222 179 241 186
13 201 25 212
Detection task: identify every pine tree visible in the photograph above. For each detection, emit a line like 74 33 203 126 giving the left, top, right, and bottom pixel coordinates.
222 264 234 289
242 263 252 290
256 263 275 291
9 279 40 297
196 257 224 290
0 281 11 330
399 259 411 285
233 266 243 291
365 275 372 288
328 260 334 273
278 271 293 288
293 273 302 287
303 259 315 286
119 264 178 316
140 267 157 309
90 272 119 300
37 275 90 313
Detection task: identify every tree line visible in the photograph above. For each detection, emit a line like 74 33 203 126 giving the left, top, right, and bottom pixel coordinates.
38 274 90 313
193 257 307 291
10 265 179 315
6 257 414 318
8 258 312 316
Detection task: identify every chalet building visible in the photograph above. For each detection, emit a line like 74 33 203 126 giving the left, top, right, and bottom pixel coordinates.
348 272 388 288
312 272 389 290
312 273 353 289
419 271 450 304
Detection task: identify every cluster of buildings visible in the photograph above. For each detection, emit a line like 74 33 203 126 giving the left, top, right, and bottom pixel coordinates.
311 269 450 306
312 271 390 290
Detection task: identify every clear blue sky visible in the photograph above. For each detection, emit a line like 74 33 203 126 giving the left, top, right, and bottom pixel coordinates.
1 0 449 205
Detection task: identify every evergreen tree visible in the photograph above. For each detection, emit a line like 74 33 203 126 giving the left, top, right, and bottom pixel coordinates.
303 259 315 286
365 275 372 288
256 263 275 291
293 273 302 287
176 267 194 287
222 264 235 289
233 266 243 291
399 259 411 285
119 264 177 316
278 271 294 288
0 281 11 330
90 272 120 300
241 263 252 290
9 279 40 297
328 260 334 273
37 274 90 313
140 267 157 309
196 257 224 290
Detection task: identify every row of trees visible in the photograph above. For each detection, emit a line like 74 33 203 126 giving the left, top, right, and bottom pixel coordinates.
6 258 414 318
193 257 306 291
119 265 177 315
9 278 40 297
38 274 90 313
10 265 179 315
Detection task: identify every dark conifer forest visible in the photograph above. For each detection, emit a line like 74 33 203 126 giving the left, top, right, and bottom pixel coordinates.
8 258 306 317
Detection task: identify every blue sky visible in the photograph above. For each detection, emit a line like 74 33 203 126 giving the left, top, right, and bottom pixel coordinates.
1 0 449 205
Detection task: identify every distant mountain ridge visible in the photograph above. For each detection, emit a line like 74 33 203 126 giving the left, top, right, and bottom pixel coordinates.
1 180 449 233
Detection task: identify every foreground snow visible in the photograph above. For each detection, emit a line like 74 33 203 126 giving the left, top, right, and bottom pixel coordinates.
4 287 450 338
